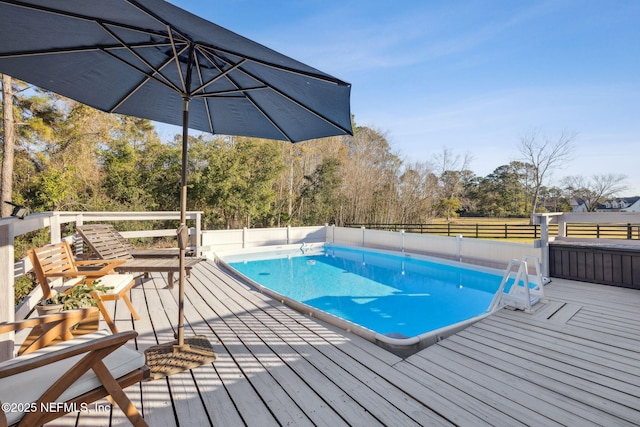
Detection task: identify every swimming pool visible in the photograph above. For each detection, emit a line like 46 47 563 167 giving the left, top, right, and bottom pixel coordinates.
217 243 514 355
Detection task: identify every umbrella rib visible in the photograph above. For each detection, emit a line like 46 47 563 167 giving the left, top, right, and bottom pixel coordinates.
191 53 248 95
192 46 292 140
189 49 250 134
197 44 349 87
0 0 173 41
191 54 214 133
99 22 186 95
191 87 267 98
246 96 294 142
241 67 353 137
167 25 189 96
193 45 351 136
104 44 190 112
0 41 173 59
100 48 184 100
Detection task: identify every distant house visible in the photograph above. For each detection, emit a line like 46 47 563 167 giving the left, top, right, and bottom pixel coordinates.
572 196 640 212
570 198 588 213
598 196 640 212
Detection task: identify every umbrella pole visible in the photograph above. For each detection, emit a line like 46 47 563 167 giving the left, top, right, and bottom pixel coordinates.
144 94 218 374
175 97 190 352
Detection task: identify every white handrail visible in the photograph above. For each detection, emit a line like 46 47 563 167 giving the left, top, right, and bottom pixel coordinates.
488 259 526 312
489 256 545 313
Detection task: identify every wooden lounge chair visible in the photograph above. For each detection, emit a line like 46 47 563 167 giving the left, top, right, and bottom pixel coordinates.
28 242 140 334
0 308 149 427
76 224 181 260
77 224 203 287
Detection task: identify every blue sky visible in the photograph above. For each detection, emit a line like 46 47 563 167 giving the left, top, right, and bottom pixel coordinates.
167 0 640 194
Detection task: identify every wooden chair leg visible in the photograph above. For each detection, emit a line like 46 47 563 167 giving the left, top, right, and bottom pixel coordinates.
19 346 116 426
0 404 8 427
121 293 141 320
92 361 147 427
92 292 118 334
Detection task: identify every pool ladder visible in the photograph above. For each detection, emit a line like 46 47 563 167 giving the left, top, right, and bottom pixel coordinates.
489 256 546 313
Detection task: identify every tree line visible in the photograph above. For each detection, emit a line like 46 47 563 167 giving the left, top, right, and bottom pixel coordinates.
1 79 629 230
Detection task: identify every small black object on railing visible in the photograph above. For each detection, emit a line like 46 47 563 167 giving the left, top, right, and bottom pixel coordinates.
4 201 29 219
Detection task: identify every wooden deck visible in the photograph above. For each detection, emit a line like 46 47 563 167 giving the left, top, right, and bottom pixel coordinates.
46 260 640 426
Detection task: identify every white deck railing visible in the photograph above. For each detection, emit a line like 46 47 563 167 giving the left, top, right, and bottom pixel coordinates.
0 211 202 360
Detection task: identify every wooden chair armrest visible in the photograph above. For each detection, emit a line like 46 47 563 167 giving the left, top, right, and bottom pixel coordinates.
75 259 127 269
44 271 110 279
0 331 138 378
42 271 88 279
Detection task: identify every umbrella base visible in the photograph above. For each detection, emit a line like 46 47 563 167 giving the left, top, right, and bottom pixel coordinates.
144 335 217 380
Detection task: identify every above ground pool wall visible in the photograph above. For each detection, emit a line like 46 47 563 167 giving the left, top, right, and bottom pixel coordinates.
203 226 326 254
328 226 541 270
204 225 541 270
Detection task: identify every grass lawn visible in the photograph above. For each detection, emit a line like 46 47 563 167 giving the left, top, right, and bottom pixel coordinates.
431 217 530 224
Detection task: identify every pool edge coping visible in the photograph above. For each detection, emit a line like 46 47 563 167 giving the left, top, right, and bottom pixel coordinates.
214 243 502 357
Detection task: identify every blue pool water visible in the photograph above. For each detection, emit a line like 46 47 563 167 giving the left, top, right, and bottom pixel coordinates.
225 245 505 339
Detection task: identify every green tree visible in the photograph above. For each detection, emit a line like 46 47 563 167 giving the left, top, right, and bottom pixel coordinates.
190 136 284 229
27 102 111 210
435 197 461 221
100 116 159 210
299 157 342 224
431 148 473 217
137 138 181 211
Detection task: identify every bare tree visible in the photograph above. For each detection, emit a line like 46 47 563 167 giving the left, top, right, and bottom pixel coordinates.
430 147 473 219
398 161 436 223
562 174 628 212
519 129 575 220
1 74 15 217
431 147 472 199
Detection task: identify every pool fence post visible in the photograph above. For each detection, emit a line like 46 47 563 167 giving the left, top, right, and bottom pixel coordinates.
361 226 366 247
242 227 247 248
401 230 405 253
456 234 462 262
287 225 291 244
536 214 552 277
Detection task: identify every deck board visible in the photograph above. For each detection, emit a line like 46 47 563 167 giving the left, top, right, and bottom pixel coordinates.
188 263 396 426
42 260 640 426
417 344 603 427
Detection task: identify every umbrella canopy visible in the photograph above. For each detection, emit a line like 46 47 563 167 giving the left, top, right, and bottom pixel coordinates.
0 0 351 141
0 0 352 350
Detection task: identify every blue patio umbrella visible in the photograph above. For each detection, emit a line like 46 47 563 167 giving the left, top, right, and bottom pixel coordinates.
0 0 352 357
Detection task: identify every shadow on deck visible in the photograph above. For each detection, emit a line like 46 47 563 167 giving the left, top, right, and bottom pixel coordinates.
50 260 640 426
